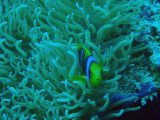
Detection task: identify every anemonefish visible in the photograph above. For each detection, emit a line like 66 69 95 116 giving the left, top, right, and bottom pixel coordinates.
70 44 102 88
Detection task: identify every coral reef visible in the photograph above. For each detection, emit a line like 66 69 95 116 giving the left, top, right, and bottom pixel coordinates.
0 0 150 119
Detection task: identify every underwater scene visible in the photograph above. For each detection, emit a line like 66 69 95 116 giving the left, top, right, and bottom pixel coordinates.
0 0 160 120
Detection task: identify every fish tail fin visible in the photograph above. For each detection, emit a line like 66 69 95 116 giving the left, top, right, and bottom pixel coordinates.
69 75 86 85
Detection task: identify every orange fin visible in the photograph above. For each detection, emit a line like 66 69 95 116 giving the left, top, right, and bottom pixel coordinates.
69 75 86 85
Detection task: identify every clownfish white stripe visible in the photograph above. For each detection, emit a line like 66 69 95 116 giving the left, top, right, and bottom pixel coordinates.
86 56 97 80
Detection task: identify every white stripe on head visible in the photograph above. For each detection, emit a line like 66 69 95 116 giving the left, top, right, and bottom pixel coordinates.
86 56 97 80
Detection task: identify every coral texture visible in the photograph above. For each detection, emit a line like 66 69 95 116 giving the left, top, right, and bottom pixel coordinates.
0 0 147 119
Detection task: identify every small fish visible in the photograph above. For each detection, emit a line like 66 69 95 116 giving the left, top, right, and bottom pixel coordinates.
70 44 102 88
